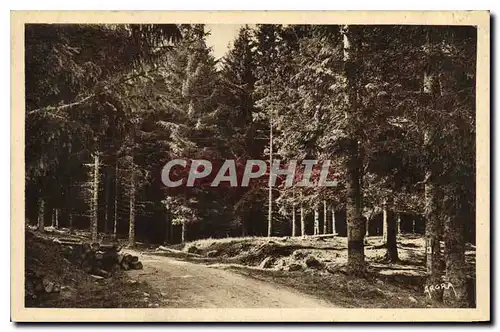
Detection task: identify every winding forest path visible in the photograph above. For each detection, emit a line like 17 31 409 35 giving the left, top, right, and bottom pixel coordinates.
124 250 335 308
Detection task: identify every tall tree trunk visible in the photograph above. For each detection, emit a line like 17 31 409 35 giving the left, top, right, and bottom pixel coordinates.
91 151 100 242
267 116 273 237
397 213 401 234
104 167 110 234
342 25 365 275
113 162 118 239
300 202 305 237
241 217 247 237
346 140 365 274
292 202 296 237
50 208 55 227
128 166 135 248
181 222 186 243
331 206 337 235
443 188 469 307
423 36 444 301
323 200 327 234
384 198 399 262
313 206 319 235
425 176 443 302
165 210 170 245
170 219 174 244
55 208 59 228
37 199 45 232
382 206 388 243
66 178 73 232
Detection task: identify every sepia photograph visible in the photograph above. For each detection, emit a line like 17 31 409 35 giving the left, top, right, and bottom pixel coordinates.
11 11 490 322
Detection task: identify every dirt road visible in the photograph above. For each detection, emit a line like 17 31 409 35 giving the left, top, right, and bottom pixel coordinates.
125 250 335 308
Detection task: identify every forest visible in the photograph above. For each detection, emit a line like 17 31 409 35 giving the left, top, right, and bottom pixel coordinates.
25 23 476 307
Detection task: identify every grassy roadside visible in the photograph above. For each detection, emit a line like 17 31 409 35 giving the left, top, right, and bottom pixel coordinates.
25 231 163 308
155 234 475 308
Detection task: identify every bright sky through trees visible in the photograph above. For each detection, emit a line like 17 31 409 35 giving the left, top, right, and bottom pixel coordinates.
206 24 245 59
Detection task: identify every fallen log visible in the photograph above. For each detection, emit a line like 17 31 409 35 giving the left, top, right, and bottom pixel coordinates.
130 261 143 270
55 237 142 276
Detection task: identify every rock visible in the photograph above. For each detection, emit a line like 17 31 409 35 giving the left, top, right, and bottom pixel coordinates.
52 283 61 293
130 261 143 270
90 274 104 280
275 259 287 270
408 296 418 304
143 292 150 297
292 250 310 259
374 288 385 297
187 246 200 254
206 250 219 257
325 263 347 274
44 281 55 293
259 256 273 269
305 256 323 269
376 279 384 286
287 263 302 272
127 279 138 285
154 303 159 307
362 287 385 298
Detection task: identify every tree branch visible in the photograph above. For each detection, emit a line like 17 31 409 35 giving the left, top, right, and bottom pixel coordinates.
28 94 96 116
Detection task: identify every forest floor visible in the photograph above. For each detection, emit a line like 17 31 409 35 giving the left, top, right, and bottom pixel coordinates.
144 234 476 308
25 228 476 308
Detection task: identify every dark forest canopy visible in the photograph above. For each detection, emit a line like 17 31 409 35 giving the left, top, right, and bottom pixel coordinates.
25 23 476 306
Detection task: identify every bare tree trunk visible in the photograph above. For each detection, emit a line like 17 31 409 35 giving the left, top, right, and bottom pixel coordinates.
313 206 319 235
241 217 247 237
300 203 305 237
323 200 327 234
292 202 296 237
267 116 273 237
331 206 337 235
104 167 110 234
55 208 59 228
50 207 54 227
165 210 170 245
342 25 365 275
423 48 444 302
397 213 401 234
91 152 99 242
113 162 118 239
181 222 186 243
384 198 399 262
128 166 135 248
425 177 443 303
383 202 388 243
170 220 174 244
37 199 45 232
443 188 469 307
68 212 73 232
346 142 365 274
